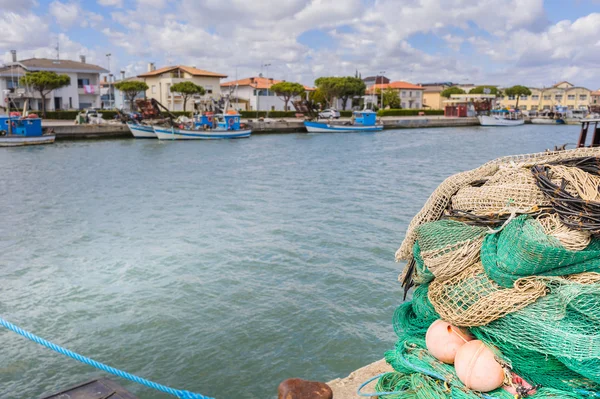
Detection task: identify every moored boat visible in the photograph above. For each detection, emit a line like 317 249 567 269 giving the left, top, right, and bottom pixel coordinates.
304 110 383 133
127 122 157 138
0 115 55 147
478 110 524 126
531 118 565 125
154 112 251 140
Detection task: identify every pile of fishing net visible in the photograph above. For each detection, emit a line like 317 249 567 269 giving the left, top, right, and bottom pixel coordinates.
376 149 600 399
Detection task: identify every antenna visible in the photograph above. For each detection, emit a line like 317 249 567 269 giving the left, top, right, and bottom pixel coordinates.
56 39 60 60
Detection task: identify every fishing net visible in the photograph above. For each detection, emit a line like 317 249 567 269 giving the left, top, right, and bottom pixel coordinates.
451 167 549 216
384 150 600 399
396 147 600 261
481 215 600 287
413 220 486 282
427 262 547 327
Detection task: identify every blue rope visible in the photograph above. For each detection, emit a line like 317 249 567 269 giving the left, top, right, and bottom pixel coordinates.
0 316 213 399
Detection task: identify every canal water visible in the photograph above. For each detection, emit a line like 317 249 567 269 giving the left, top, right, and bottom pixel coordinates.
0 124 580 398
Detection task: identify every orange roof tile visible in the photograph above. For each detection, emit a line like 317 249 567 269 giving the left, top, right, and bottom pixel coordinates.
138 65 227 78
592 90 600 96
221 76 314 91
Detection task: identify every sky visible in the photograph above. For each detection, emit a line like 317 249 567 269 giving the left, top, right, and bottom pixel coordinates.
2 0 600 89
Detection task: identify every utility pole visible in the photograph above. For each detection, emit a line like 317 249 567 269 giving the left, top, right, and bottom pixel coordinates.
379 70 386 109
262 63 271 116
106 53 112 109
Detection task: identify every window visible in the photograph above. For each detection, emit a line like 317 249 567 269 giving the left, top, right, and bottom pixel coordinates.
555 95 563 101
568 95 575 100
520 105 527 110
520 95 528 100
580 95 587 101
531 95 539 100
151 85 156 94
205 85 213 94
409 91 412 97
568 105 574 110
530 105 538 111
401 102 406 108
508 95 515 100
77 79 90 88
543 105 550 110
69 97 72 108
401 91 406 97
543 95 551 100
6 80 18 89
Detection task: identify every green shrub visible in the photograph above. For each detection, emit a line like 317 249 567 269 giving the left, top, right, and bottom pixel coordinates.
376 109 444 117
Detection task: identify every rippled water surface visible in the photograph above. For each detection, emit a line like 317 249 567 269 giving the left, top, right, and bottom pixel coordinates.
0 125 580 398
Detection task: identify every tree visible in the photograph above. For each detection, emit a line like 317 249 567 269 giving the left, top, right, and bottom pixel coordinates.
314 77 342 108
504 85 532 109
114 80 149 111
308 88 327 108
378 88 400 108
170 81 205 111
469 86 503 97
270 81 306 111
20 71 70 117
337 77 366 110
440 86 466 98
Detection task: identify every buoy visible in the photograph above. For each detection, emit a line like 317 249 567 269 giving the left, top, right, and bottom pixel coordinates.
454 340 505 392
425 320 473 364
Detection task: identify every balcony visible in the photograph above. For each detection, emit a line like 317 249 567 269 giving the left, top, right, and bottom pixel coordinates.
78 85 100 95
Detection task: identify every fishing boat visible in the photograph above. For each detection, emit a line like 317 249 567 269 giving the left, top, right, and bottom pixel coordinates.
153 111 251 140
127 122 157 138
531 108 566 125
304 110 383 133
531 118 565 125
478 109 525 126
0 114 55 147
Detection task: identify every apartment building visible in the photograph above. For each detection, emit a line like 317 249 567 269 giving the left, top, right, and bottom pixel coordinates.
499 81 592 111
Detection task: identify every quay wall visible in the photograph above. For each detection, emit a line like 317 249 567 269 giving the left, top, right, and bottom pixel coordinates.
49 124 132 140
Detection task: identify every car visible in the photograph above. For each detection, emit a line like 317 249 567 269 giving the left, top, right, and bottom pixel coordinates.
318 109 340 119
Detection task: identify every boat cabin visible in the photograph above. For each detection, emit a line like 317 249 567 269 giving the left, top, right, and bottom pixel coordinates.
352 110 376 126
0 115 43 137
222 112 241 130
577 119 600 147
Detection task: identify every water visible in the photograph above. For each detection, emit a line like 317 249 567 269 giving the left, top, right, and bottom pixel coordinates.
0 124 580 399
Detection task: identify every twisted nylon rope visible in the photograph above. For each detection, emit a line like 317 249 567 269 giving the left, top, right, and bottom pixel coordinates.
0 316 213 399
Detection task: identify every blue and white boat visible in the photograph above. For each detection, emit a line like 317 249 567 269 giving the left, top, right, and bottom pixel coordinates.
0 115 55 147
127 122 157 138
304 110 383 133
153 112 251 140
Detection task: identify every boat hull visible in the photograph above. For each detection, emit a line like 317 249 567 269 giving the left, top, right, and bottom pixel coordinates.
0 134 55 147
531 118 565 125
153 127 252 140
127 123 157 138
478 115 525 126
304 121 383 133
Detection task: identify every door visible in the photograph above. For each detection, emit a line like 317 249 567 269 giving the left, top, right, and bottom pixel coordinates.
54 97 62 110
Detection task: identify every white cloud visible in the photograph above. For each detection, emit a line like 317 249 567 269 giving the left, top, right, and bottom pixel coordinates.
0 12 49 50
49 1 80 29
97 0 123 6
0 0 38 13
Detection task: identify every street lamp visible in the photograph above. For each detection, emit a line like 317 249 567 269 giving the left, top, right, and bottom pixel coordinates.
262 63 271 116
106 53 112 109
379 70 385 109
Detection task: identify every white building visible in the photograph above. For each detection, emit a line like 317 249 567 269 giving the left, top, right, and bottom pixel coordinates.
220 76 314 111
366 81 424 109
0 52 108 111
138 64 227 112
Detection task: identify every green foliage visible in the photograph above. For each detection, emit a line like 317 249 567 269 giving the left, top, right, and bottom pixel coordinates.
270 81 306 111
468 85 503 97
378 88 401 109
114 81 149 111
170 81 205 111
440 86 466 98
314 76 366 109
19 71 70 116
376 109 444 117
504 85 532 108
308 88 327 107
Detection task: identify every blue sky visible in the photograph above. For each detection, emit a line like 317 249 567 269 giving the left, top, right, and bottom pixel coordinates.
2 0 600 89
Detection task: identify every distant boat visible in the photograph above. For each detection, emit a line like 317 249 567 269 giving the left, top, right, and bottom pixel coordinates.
127 122 157 138
304 110 383 133
478 110 525 126
154 111 251 140
531 118 565 125
0 114 55 147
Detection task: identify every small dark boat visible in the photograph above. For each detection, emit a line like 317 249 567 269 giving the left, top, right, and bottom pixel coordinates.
41 378 138 399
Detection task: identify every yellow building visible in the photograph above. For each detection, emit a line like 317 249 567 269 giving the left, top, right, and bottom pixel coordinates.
499 81 591 112
421 84 447 110
138 64 227 111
